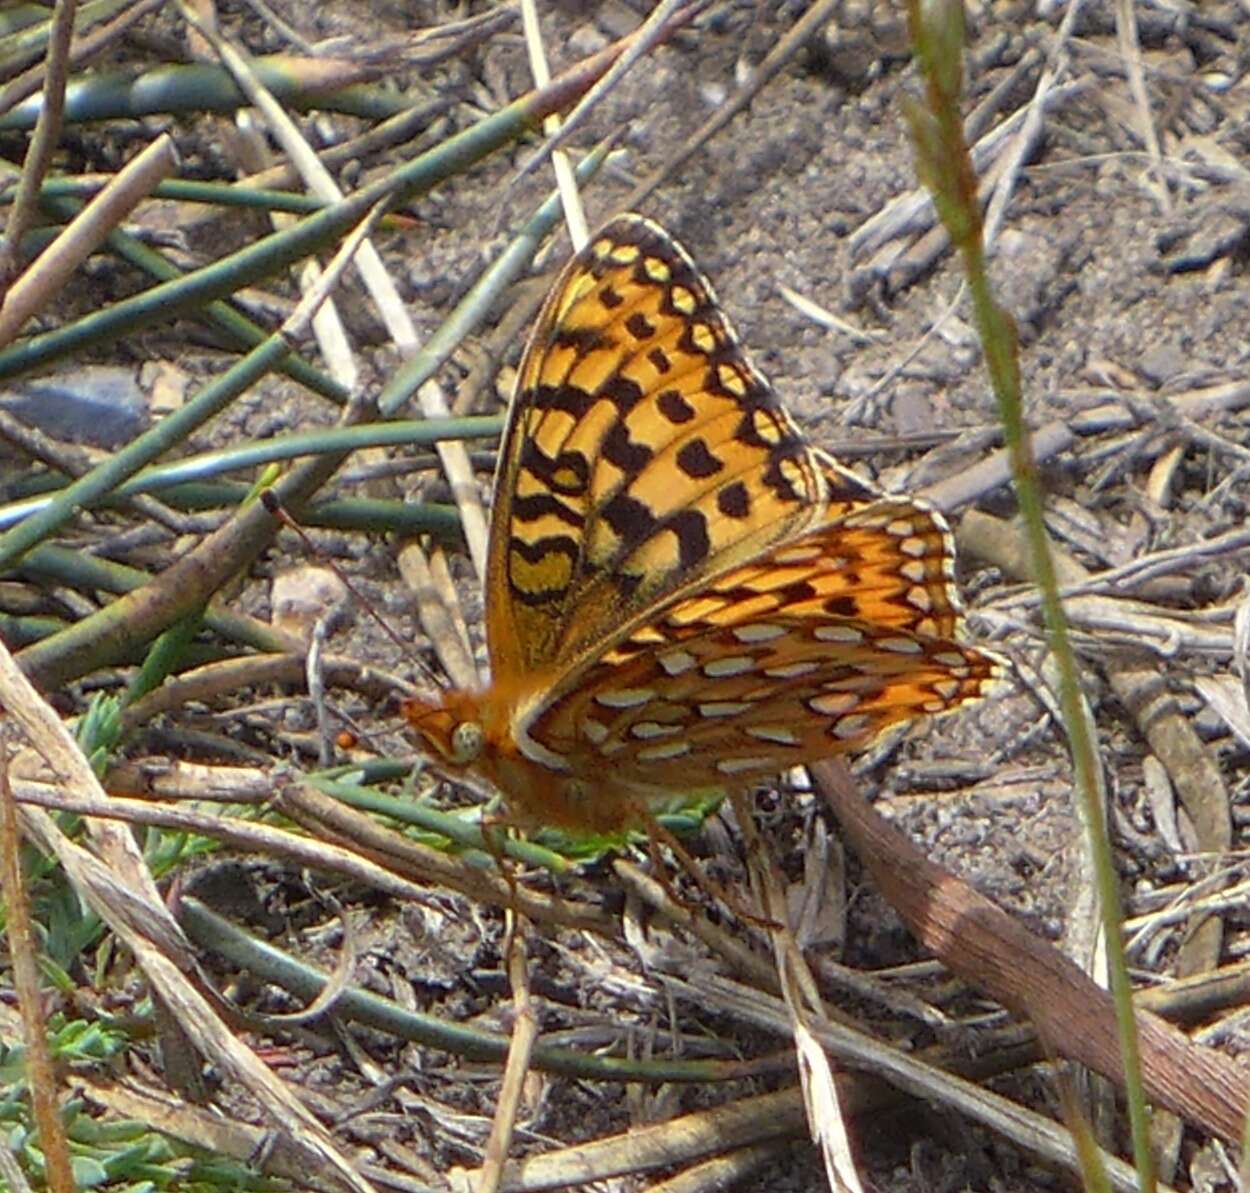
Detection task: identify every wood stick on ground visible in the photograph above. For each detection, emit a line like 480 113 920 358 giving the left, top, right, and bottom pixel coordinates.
810 757 1247 1145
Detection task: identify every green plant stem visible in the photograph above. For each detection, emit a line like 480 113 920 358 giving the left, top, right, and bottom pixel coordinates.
178 894 747 1085
0 0 133 80
0 32 671 387
906 3 1154 1189
0 336 293 569
313 777 571 874
4 173 418 218
0 54 403 130
0 478 465 540
28 185 352 404
378 141 610 416
0 5 45 38
14 544 295 656
0 416 502 530
13 450 331 686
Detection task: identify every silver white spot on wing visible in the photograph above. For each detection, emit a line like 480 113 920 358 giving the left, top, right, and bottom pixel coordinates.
595 687 656 709
731 623 786 644
636 739 693 762
763 661 820 679
831 714 872 740
813 625 864 644
746 725 800 746
630 720 683 740
880 636 925 655
808 692 859 717
702 655 756 678
716 756 775 775
657 649 697 676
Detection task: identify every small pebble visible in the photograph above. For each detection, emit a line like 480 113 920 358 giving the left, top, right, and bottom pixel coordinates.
271 565 350 642
0 366 148 448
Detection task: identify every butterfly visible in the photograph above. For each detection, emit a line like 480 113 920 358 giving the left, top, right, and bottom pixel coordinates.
403 215 1005 834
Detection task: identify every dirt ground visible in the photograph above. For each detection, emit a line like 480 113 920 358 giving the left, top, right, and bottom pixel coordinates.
12 0 1250 1190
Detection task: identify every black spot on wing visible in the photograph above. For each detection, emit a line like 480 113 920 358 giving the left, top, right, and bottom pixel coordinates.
508 534 577 564
512 491 583 527
532 382 594 418
676 438 723 480
657 389 694 423
625 311 656 340
669 509 711 570
648 347 673 374
601 492 657 545
782 580 820 603
717 480 750 519
601 374 645 416
602 421 653 472
762 452 807 503
734 410 799 450
553 325 611 356
519 440 589 496
713 579 821 604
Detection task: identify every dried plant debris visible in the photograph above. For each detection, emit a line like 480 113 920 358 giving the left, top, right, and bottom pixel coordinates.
1 2 1249 1192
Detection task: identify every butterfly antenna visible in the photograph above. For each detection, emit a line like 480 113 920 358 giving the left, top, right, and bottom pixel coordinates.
260 488 445 690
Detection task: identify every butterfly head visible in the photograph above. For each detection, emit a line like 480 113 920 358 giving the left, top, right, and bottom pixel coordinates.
401 690 486 769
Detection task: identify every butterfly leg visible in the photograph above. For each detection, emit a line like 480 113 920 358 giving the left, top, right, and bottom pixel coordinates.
727 785 838 1020
634 801 780 930
478 806 525 916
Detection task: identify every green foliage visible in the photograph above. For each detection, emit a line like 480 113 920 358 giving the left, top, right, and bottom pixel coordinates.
0 1019 280 1190
0 1039 281 1188
0 1013 127 1081
76 693 124 777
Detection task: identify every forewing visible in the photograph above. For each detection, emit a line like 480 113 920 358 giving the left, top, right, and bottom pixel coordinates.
485 215 875 679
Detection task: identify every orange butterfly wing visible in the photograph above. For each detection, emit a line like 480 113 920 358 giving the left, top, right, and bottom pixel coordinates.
405 215 1006 832
485 215 871 681
521 493 1005 797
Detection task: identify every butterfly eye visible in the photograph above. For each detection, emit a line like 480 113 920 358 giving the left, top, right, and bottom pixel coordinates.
450 721 484 765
